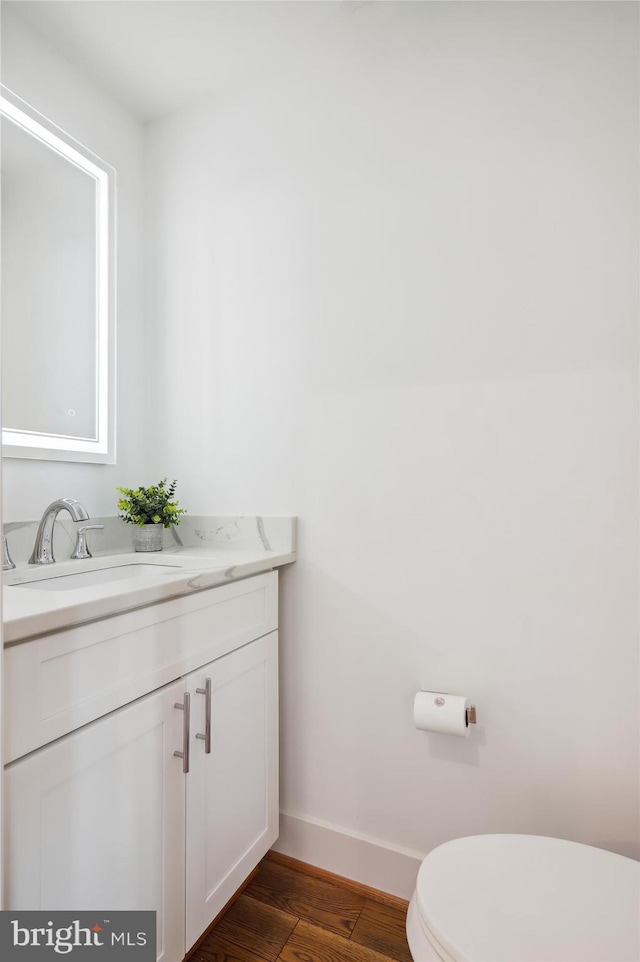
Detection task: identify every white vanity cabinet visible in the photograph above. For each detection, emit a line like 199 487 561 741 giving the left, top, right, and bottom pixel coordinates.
3 571 280 962
184 631 278 950
4 679 187 962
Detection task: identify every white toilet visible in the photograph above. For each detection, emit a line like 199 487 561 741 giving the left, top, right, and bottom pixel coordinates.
406 834 640 962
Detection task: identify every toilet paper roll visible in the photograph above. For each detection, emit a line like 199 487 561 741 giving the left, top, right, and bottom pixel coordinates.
413 691 472 737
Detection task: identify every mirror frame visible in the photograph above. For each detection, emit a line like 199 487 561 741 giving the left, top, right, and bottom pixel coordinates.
1 86 116 464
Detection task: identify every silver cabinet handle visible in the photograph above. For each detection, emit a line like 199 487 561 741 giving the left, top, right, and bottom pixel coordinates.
195 678 211 754
173 691 191 773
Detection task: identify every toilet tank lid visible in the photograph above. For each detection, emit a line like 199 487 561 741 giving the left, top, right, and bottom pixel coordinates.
415 834 640 962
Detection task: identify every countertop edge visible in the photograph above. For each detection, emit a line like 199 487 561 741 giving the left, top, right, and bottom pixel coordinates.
3 549 296 646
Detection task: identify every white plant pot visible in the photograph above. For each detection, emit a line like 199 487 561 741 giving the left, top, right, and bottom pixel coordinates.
132 523 164 552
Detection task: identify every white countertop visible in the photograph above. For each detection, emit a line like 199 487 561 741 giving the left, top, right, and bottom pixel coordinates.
3 542 296 645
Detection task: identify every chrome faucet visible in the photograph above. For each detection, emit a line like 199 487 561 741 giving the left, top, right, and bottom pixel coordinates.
71 524 104 560
2 534 15 571
29 498 90 565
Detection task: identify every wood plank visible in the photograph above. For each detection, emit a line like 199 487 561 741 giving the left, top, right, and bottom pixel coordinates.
190 930 272 962
185 866 260 960
266 852 409 913
277 920 393 962
245 858 365 937
351 900 412 962
213 895 298 962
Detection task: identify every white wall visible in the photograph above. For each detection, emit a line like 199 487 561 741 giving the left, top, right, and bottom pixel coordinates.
147 0 639 890
1 7 148 521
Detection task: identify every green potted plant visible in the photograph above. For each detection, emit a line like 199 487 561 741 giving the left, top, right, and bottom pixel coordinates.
117 478 186 552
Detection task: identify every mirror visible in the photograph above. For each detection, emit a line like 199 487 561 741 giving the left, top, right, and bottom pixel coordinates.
0 86 115 463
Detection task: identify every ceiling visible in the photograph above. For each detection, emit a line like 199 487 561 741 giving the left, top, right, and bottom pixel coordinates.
4 0 386 123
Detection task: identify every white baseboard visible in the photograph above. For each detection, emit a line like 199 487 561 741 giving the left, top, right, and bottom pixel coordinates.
272 810 423 901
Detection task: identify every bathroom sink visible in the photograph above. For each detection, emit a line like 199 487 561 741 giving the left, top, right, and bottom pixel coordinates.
13 564 182 591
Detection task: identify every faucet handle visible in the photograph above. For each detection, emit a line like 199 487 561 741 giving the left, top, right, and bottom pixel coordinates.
2 534 16 571
71 524 104 560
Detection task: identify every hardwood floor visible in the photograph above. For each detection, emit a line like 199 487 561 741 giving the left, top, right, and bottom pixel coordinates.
190 853 413 962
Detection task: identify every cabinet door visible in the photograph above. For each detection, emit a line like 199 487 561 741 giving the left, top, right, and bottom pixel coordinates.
185 632 279 950
4 679 186 962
